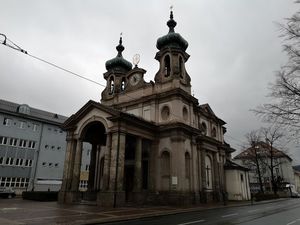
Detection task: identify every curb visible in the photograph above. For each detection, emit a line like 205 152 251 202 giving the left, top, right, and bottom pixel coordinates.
84 198 290 225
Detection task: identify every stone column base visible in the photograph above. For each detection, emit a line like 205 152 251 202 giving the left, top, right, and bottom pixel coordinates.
58 191 80 204
97 191 125 207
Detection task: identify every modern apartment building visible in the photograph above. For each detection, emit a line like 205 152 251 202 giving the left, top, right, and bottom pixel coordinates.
0 99 90 194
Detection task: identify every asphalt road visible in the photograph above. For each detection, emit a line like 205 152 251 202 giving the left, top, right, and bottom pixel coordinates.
100 199 300 225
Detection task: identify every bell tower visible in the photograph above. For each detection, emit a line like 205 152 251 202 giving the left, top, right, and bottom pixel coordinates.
101 36 132 101
154 10 191 92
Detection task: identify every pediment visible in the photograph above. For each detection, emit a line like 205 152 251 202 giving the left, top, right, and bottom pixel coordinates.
62 100 120 130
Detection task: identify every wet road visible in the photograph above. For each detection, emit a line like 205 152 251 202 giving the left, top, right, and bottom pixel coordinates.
101 199 300 225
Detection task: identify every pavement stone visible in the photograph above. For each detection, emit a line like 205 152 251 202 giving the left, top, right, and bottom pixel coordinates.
0 197 289 225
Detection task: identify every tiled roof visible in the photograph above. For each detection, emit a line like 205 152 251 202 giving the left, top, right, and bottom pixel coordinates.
0 99 67 124
234 141 292 161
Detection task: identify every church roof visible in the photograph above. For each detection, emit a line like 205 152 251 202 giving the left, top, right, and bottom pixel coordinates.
234 141 292 161
105 37 132 72
156 10 188 51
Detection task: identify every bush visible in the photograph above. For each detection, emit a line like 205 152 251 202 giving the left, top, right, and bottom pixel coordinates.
22 191 58 201
253 192 279 201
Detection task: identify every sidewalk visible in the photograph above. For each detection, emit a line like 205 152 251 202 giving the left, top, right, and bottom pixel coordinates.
0 197 288 225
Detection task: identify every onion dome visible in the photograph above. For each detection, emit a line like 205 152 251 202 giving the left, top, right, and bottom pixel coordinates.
156 10 188 51
105 37 132 72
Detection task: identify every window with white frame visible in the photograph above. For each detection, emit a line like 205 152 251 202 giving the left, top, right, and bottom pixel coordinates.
19 139 27 148
5 157 13 165
33 124 37 132
0 136 8 145
28 141 36 149
3 118 12 126
19 121 26 129
9 138 18 146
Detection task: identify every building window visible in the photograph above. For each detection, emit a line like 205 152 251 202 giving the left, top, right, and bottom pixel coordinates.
28 141 36 149
85 165 89 171
19 139 27 148
45 145 49 149
211 127 217 138
15 158 20 166
164 55 171 77
42 162 46 166
0 157 4 165
3 118 12 126
51 146 55 150
57 146 61 150
19 121 26 129
9 138 18 146
182 106 188 121
205 155 213 189
55 163 59 168
19 159 23 166
240 174 244 182
161 106 170 121
109 76 115 95
49 163 53 167
33 124 38 132
6 157 13 165
0 136 8 145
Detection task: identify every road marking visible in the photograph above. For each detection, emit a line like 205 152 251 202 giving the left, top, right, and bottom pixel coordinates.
177 219 205 225
287 219 300 225
248 209 260 213
221 213 238 218
1 207 18 211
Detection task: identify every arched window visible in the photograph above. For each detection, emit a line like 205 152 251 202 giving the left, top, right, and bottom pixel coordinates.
164 55 171 77
179 56 184 79
161 151 170 190
109 76 115 94
211 127 217 138
205 155 212 189
121 77 126 92
185 152 190 178
182 106 188 121
201 122 207 135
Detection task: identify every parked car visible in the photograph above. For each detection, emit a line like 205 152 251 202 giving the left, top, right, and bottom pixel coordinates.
0 188 16 198
291 191 300 198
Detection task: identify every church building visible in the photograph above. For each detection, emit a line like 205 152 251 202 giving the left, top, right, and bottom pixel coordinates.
58 10 236 207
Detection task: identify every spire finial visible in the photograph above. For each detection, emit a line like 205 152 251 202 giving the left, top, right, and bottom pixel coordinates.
167 6 176 33
170 5 173 19
116 32 125 57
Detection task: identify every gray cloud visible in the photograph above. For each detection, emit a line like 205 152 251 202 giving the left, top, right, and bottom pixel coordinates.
0 0 298 162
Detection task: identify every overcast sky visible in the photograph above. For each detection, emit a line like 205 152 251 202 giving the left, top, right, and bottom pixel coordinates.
0 1 298 162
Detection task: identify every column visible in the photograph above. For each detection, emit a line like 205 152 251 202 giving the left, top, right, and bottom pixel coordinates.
134 137 142 191
88 144 97 191
213 152 220 191
102 133 111 190
109 132 126 191
71 140 83 191
60 138 75 192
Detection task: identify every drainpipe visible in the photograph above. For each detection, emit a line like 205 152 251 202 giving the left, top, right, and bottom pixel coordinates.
32 123 44 191
113 121 121 208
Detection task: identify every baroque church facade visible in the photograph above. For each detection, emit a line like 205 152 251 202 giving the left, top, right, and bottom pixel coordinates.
58 11 235 206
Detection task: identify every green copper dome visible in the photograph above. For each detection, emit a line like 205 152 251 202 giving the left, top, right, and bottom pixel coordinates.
156 11 189 51
105 37 132 72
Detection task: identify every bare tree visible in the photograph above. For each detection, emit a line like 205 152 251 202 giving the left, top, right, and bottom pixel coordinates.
254 5 300 138
260 126 285 195
244 130 265 193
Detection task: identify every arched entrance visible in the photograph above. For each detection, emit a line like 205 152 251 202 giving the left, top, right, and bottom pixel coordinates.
80 121 107 201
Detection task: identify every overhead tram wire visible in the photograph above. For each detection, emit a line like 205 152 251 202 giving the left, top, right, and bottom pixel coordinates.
0 33 105 88
0 34 219 124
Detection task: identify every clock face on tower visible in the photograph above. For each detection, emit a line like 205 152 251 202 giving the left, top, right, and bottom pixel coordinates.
130 73 141 86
